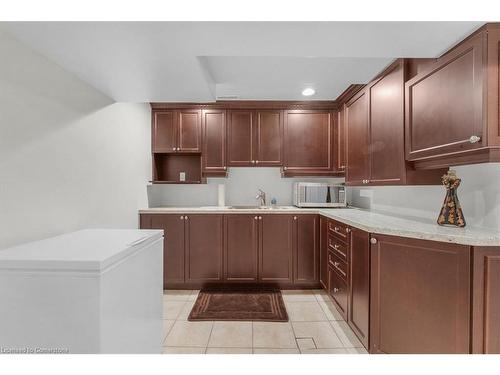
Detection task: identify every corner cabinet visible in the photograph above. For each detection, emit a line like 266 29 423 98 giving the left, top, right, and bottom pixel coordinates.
346 60 445 186
406 25 500 168
283 110 336 176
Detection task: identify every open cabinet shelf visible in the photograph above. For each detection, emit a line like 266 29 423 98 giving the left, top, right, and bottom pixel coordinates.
152 153 203 184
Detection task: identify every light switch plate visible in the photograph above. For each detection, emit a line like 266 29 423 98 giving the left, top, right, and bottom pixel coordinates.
179 172 186 182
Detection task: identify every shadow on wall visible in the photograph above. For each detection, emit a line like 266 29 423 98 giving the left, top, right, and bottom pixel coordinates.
0 29 113 161
0 29 151 249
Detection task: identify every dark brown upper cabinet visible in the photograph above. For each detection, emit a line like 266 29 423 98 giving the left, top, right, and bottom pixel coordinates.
406 24 500 169
346 60 445 186
254 110 283 166
152 109 201 153
283 110 334 176
346 89 370 185
334 107 346 173
227 109 283 167
202 109 227 176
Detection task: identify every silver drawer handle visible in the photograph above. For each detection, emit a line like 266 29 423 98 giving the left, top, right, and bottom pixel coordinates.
333 288 340 293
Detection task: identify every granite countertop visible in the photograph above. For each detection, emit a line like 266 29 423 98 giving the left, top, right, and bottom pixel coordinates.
139 206 500 246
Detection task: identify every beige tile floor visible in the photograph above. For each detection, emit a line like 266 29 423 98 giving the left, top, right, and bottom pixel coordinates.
162 289 368 354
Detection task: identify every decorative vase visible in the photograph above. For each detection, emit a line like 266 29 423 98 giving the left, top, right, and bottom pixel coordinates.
437 170 466 227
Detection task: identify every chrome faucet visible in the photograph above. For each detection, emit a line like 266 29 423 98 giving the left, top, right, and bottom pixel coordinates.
255 189 266 207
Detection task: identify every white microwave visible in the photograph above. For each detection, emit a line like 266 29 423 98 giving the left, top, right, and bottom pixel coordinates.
293 182 347 208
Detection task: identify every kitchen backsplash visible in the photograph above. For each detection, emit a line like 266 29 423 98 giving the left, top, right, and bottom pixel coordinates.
350 163 500 231
147 167 344 207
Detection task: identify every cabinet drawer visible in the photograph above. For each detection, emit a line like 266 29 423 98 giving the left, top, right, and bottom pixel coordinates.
328 235 348 262
328 251 348 281
328 266 348 319
328 219 350 242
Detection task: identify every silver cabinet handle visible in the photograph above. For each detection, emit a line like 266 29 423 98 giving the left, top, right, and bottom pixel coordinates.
346 227 351 233
255 160 259 164
469 135 481 144
283 166 287 171
180 216 184 220
223 166 227 170
184 215 188 220
334 244 340 249
258 216 262 220
333 288 340 293
293 216 297 220
340 165 345 169
370 237 378 244
334 261 340 267
254 216 258 220
334 227 340 231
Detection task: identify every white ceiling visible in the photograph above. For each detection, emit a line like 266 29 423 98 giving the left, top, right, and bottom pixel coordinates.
1 22 484 102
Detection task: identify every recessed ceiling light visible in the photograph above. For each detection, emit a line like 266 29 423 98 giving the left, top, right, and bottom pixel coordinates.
302 88 315 96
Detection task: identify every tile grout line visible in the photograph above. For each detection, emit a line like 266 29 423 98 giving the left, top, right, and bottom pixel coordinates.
204 321 215 354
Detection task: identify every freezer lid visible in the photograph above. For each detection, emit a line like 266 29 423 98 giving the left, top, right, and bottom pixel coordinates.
0 229 163 272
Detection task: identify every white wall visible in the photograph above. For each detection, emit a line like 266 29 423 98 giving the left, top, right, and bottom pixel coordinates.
0 30 151 249
350 164 500 230
148 167 345 207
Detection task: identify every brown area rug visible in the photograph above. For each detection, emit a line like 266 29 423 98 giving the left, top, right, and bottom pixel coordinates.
188 285 288 322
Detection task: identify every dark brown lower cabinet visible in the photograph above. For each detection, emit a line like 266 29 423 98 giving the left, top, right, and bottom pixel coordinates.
184 214 223 283
141 214 185 287
348 229 370 348
294 215 319 285
259 215 293 283
472 247 500 354
319 216 329 289
370 234 471 354
328 266 348 320
224 215 259 282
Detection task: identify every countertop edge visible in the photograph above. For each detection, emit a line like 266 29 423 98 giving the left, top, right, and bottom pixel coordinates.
139 207 500 247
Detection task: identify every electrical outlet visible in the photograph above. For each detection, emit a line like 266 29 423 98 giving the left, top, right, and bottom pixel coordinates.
179 172 186 182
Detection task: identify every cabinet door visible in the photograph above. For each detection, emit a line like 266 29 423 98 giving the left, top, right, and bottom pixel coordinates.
178 109 201 152
153 111 177 152
334 107 346 173
283 110 333 174
328 266 348 320
224 215 259 281
369 60 405 185
185 215 223 283
294 214 319 285
405 32 485 161
348 228 370 348
146 214 185 287
254 110 283 166
346 90 370 185
319 216 329 289
202 109 226 175
370 234 471 354
472 247 500 354
227 110 254 166
259 214 293 283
